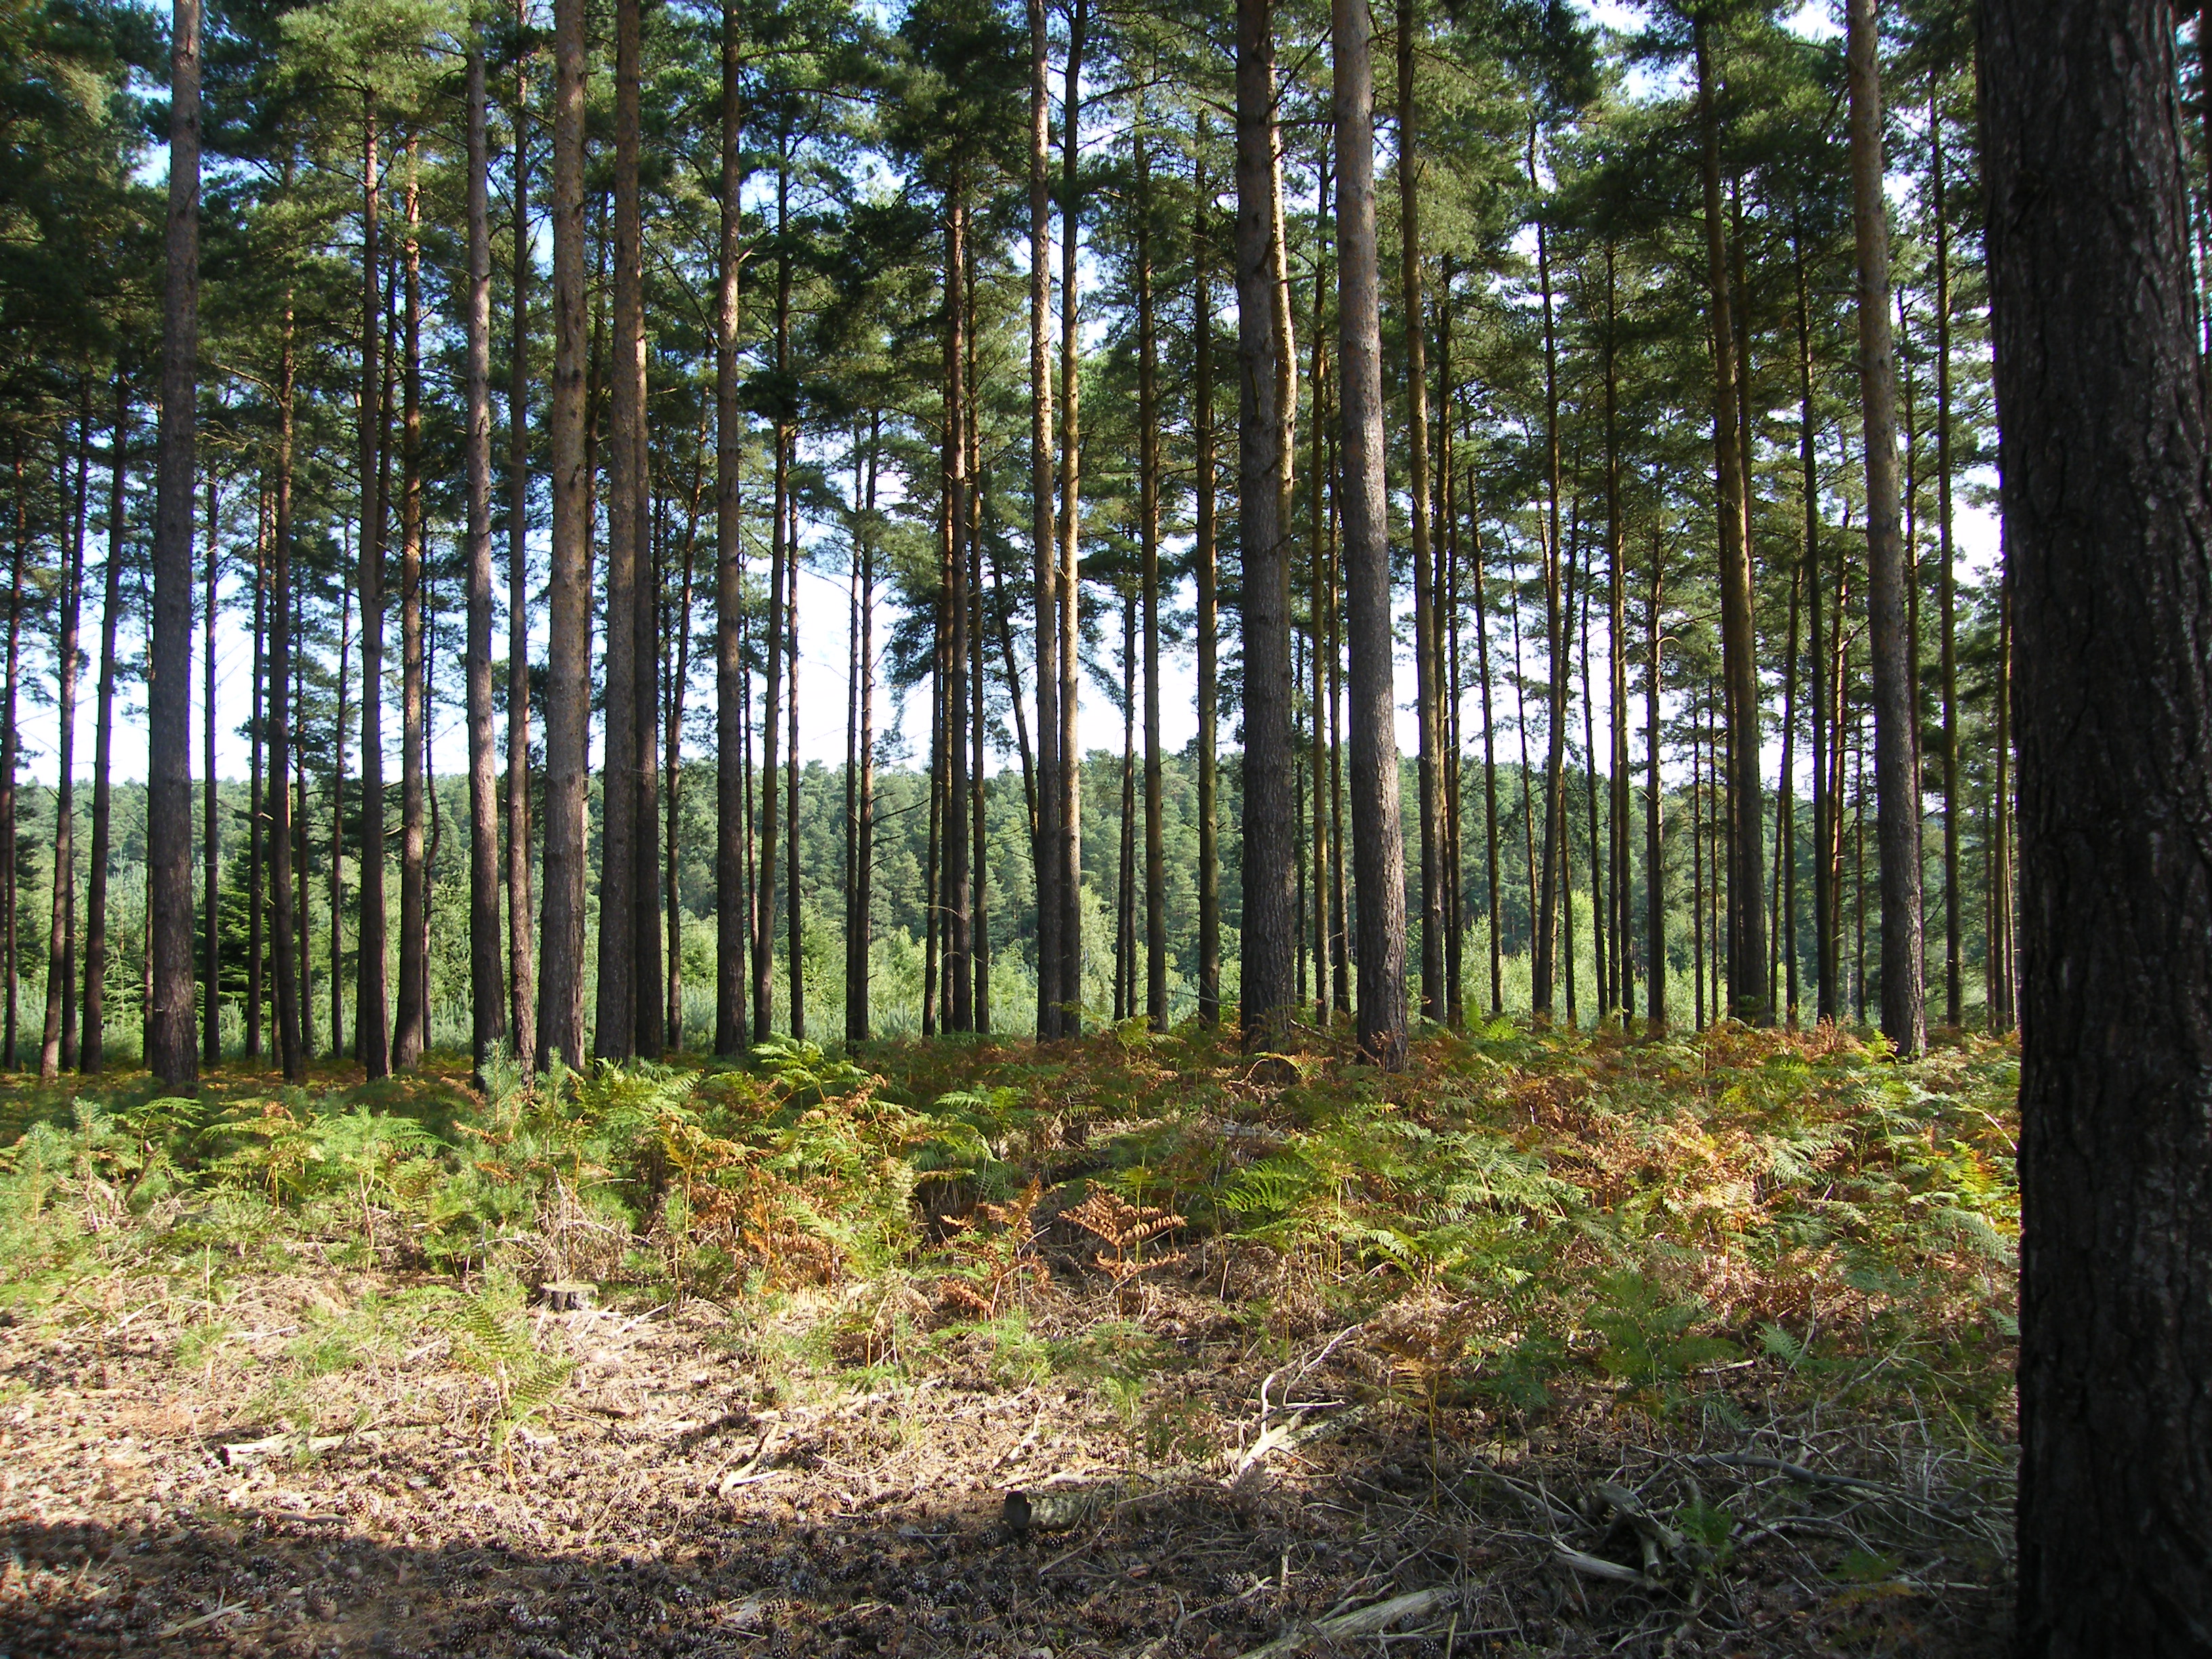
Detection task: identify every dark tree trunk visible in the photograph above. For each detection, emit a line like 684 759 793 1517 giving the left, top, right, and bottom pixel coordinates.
268 302 304 1080
943 181 972 1033
83 377 127 1073
1136 129 1166 1031
331 572 349 1058
245 485 262 1062
846 413 878 1045
354 101 391 1080
1193 136 1221 1028
1932 98 1961 1032
1844 0 1924 1055
147 0 201 1088
41 392 87 1080
537 0 591 1070
1333 0 1407 1066
1055 0 1085 1031
202 476 220 1066
1027 0 1060 1040
714 0 747 1058
1235 0 1298 1048
595 0 645 1062
1984 0 2212 1641
1693 20 1768 1027
1644 529 1666 1030
394 157 428 1071
1397 0 1441 1029
506 12 537 1072
464 44 505 1083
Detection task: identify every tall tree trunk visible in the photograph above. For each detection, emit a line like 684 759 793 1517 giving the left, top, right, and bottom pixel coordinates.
1692 21 1768 1027
331 566 350 1057
1779 547 1801 1023
1931 97 1961 1031
943 180 972 1033
1307 156 1333 1031
846 416 878 1046
1844 0 1924 1055
1115 592 1136 1024
1135 127 1166 1031
537 0 591 1070
147 0 201 1088
1193 136 1221 1029
1644 528 1666 1029
1473 521 1501 1015
464 44 505 1082
201 475 220 1066
83 378 127 1073
1984 0 2212 1637
1054 0 1085 1031
631 172 663 1067
1602 247 1631 1023
784 485 801 1039
665 435 701 1047
714 0 747 1057
41 392 87 1080
506 14 537 1072
355 100 392 1080
1236 0 1297 1049
1397 0 1441 1028
1797 217 1833 1023
394 152 428 1071
1332 0 1408 1065
753 146 790 1045
245 485 263 1062
1027 0 1061 1040
595 0 644 1061
268 301 303 1080
1990 575 2015 1031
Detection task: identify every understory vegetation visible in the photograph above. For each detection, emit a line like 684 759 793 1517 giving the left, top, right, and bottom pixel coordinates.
0 1023 2016 1655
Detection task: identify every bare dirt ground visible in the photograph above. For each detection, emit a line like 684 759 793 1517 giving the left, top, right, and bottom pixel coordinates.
0 1264 2011 1659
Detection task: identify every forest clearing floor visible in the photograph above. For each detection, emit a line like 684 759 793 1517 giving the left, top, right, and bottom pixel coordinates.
0 1021 2018 1658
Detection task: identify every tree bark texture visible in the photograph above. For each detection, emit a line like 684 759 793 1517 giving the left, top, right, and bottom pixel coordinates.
1333 0 1408 1066
1236 0 1298 1049
1845 0 1925 1055
147 0 202 1089
1984 0 2212 1643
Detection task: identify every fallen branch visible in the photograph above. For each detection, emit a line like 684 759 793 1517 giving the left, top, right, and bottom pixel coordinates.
1237 1584 1462 1658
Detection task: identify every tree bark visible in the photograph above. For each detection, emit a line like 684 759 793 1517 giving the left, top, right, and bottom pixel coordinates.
537 0 591 1070
41 394 87 1080
1027 0 1060 1040
85 381 126 1073
1644 527 1666 1030
1193 135 1221 1029
1692 20 1768 1027
1984 0 2212 1639
394 152 428 1071
354 100 391 1080
464 43 505 1083
201 475 220 1066
506 12 537 1073
595 0 645 1061
1844 0 1924 1055
1136 127 1166 1031
1397 0 1441 1028
147 0 201 1088
268 302 303 1080
1333 0 1408 1067
1931 97 1960 1031
1055 0 1085 1031
1235 0 1297 1049
846 413 878 1045
714 0 747 1058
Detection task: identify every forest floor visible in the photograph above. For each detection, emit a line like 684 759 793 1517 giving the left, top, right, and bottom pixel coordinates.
0 1019 2018 1658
